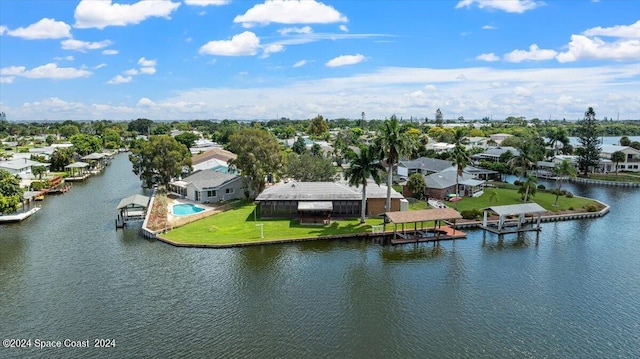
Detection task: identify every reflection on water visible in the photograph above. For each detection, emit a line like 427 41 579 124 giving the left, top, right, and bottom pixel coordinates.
1 154 639 358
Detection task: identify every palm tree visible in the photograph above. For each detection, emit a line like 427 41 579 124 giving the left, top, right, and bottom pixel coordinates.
489 189 499 205
553 159 577 207
547 127 569 156
344 145 384 223
611 151 625 175
450 143 470 209
519 175 538 202
508 140 538 180
375 116 415 212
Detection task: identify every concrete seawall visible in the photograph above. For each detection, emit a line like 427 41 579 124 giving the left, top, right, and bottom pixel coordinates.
570 177 640 187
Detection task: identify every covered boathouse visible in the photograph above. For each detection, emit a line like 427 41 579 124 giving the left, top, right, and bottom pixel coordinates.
385 207 465 245
479 203 546 234
116 194 150 228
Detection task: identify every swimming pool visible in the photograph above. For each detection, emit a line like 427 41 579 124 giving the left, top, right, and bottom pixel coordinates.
172 203 205 216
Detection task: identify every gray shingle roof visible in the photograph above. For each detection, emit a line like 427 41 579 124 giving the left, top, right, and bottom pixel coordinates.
181 170 240 190
424 168 481 189
256 180 404 201
399 157 453 173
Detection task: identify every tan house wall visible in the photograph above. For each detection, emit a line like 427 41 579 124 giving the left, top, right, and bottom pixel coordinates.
366 198 400 215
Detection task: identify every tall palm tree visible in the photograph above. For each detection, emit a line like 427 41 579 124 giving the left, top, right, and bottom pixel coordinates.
547 127 569 156
450 143 470 209
344 145 384 223
553 159 577 206
375 116 415 212
508 140 538 180
519 175 538 202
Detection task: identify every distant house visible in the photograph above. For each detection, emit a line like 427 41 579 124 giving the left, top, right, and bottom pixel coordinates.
599 145 640 172
255 181 405 220
0 158 50 178
397 157 452 179
489 133 513 145
168 170 244 203
189 147 238 174
424 168 485 200
472 146 520 163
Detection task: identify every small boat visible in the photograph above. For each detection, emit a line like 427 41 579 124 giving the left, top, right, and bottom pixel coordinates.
35 194 45 201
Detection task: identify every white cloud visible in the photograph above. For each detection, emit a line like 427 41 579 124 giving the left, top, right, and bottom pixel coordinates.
556 35 640 63
61 39 113 51
476 52 500 62
138 98 156 106
107 75 132 84
124 69 139 76
455 0 541 13
262 44 285 58
234 0 348 28
504 44 557 62
513 86 532 96
138 57 157 67
102 49 118 55
293 60 307 68
6 18 71 39
339 25 349 32
0 63 92 79
424 84 437 91
94 63 107 69
139 67 156 75
0 25 7 36
74 0 181 29
583 20 640 39
482 25 498 30
199 31 261 56
54 55 75 61
184 0 230 6
278 26 313 36
0 77 15 84
326 54 365 67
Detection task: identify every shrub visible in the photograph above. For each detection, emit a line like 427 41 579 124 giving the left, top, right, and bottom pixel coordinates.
565 191 573 198
513 180 522 186
537 184 546 190
569 206 574 210
584 204 599 212
461 209 483 220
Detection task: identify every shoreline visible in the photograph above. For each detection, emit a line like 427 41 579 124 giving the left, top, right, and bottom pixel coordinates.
154 199 610 248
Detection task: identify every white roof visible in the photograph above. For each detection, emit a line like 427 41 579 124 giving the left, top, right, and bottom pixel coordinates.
486 203 546 216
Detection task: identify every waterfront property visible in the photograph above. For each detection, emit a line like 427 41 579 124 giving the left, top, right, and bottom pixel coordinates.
0 157 50 178
255 180 405 221
424 167 485 200
65 161 91 181
116 194 150 228
599 144 640 172
385 207 465 245
479 203 546 234
168 170 244 203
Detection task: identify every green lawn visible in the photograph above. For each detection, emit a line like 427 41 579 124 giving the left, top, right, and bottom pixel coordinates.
162 204 384 245
163 187 603 246
445 188 597 213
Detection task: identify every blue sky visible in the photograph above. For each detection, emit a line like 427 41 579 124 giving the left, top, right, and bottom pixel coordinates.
1 0 638 122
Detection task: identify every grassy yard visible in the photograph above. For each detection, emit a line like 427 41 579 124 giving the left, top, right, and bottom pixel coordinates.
162 203 384 245
445 188 598 213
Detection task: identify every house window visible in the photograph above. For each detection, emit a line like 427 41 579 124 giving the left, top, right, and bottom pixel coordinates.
225 188 234 194
207 190 217 197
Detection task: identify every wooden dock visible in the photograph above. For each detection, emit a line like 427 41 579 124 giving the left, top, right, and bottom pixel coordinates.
390 226 467 245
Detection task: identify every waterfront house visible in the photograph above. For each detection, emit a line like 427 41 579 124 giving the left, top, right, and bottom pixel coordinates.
168 170 244 203
397 157 453 179
424 168 485 200
599 145 640 172
0 158 50 178
255 181 405 221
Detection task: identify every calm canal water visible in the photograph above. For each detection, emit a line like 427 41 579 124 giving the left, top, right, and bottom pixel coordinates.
1 154 639 358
